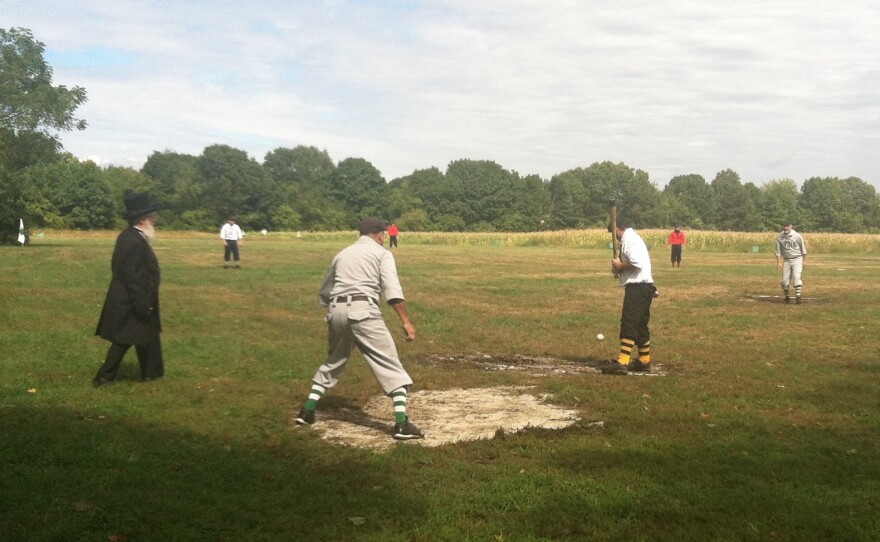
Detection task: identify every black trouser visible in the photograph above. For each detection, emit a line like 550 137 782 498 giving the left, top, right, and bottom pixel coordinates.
224 240 240 262
671 244 682 264
389 235 398 248
95 335 164 381
620 283 654 346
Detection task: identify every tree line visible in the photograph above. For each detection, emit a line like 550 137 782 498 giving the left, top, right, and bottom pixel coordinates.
3 27 879 243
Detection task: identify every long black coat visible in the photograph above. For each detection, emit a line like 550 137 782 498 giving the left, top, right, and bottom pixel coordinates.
95 227 161 345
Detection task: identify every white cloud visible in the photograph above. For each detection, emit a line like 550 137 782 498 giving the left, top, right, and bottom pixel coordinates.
4 0 879 186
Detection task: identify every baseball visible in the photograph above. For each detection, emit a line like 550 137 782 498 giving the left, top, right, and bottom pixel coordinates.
596 333 605 341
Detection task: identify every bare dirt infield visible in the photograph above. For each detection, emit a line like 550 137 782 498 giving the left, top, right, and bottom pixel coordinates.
297 354 662 451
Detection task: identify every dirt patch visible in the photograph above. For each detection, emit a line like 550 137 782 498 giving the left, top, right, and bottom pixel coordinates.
744 294 821 304
308 387 586 452
427 352 599 376
426 352 664 377
296 353 662 451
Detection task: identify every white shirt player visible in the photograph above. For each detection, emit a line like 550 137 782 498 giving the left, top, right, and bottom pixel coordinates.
618 228 654 286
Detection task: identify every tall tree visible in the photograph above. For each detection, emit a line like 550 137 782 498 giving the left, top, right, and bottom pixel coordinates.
840 176 879 231
195 145 278 230
330 157 388 226
711 169 755 231
798 177 845 232
141 150 199 224
1 27 88 243
762 179 800 230
263 146 341 230
402 167 466 231
547 169 590 229
0 28 87 143
446 159 519 231
16 157 115 229
663 174 713 228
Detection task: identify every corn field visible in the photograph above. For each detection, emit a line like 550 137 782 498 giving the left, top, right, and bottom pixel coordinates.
30 229 880 253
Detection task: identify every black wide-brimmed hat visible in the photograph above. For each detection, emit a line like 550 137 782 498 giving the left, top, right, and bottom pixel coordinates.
123 193 161 219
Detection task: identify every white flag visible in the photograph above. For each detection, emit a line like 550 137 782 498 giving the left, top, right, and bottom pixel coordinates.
17 218 25 245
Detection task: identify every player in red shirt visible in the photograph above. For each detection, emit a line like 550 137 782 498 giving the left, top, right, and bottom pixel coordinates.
667 226 686 267
387 223 399 248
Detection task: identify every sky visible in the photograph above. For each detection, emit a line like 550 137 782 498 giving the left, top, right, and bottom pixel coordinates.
5 0 880 188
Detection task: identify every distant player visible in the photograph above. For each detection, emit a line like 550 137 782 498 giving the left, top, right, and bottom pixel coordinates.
667 225 686 267
775 222 807 304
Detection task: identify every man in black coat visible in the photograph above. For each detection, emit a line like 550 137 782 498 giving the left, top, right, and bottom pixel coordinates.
93 193 164 386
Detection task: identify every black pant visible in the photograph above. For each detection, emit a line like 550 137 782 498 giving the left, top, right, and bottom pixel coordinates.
620 283 654 346
95 335 164 382
389 235 398 248
671 244 682 264
224 240 240 262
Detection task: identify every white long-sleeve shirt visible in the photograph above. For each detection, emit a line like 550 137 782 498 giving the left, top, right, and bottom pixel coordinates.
220 223 243 241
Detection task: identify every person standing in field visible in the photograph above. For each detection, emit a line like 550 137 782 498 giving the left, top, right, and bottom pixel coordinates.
775 222 807 304
220 215 244 269
294 217 425 440
667 225 686 267
93 193 164 386
602 216 656 375
387 223 399 248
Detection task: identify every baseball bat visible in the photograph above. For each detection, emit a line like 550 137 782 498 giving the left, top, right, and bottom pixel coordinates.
608 198 620 277
610 202 620 259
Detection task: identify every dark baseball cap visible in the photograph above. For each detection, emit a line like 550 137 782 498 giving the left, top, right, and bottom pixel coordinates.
359 217 387 234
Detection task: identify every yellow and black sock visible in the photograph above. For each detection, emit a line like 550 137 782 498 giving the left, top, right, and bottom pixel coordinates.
617 338 635 365
638 342 651 364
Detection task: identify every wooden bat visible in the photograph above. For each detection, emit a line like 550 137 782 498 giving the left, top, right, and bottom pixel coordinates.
609 199 620 259
609 198 620 277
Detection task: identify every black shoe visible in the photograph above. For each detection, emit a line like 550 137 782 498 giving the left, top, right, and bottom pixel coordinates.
795 296 802 304
92 377 112 387
783 296 791 304
295 408 315 425
628 360 651 373
599 360 629 375
393 418 425 440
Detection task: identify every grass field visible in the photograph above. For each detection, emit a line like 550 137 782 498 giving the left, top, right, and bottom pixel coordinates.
1 230 879 541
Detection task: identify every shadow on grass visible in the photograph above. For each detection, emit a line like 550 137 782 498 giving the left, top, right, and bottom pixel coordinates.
519 423 880 541
0 405 422 542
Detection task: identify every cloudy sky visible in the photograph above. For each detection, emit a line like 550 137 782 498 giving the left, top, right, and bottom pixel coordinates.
5 0 880 188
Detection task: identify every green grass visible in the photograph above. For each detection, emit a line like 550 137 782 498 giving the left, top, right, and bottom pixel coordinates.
1 231 879 541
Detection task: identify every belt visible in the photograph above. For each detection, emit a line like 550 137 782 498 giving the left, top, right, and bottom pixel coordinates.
334 295 377 304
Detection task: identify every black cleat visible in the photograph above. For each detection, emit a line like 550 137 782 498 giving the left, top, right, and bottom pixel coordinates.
599 360 629 375
295 408 315 425
628 360 651 373
393 419 425 440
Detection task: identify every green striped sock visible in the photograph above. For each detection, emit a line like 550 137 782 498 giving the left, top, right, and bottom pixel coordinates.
304 383 326 410
390 387 408 423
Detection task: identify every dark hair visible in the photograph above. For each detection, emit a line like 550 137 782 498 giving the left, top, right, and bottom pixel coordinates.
608 215 631 232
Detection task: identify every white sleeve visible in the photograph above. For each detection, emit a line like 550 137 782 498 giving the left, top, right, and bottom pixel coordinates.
379 252 405 301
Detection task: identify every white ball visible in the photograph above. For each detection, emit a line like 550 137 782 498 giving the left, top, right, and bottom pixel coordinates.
596 333 605 341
